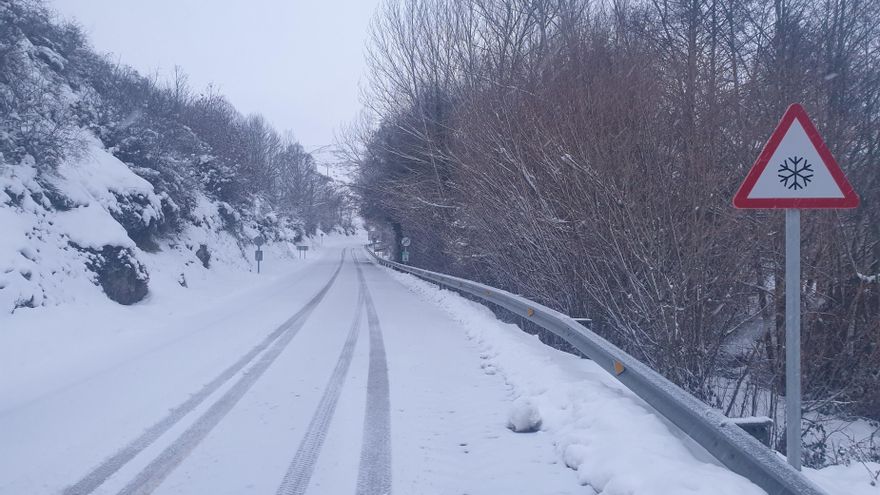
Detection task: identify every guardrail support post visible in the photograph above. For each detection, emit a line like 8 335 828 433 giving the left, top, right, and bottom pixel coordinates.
732 417 774 448
572 317 592 330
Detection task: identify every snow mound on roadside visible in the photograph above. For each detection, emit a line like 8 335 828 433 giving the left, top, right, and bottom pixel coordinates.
507 396 542 433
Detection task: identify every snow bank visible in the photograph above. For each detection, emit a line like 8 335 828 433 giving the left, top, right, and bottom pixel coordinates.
384 267 878 495
805 462 879 495
1 161 97 311
56 134 161 222
507 396 542 433
0 137 161 311
52 203 135 249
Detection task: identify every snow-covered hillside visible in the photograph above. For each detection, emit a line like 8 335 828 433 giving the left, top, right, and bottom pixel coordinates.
0 0 352 312
1 134 308 313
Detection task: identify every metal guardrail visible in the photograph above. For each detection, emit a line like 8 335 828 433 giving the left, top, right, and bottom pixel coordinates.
365 248 827 495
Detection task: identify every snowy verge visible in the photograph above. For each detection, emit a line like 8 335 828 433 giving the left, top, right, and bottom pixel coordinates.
381 266 879 495
0 237 339 412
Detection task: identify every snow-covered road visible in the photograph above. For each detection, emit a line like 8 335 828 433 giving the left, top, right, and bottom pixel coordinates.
5 239 867 495
0 244 584 494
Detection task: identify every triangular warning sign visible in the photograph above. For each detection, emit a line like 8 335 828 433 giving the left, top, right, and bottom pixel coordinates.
733 104 859 209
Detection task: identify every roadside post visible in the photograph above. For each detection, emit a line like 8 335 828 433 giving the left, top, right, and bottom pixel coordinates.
253 235 265 274
400 236 411 264
733 103 859 470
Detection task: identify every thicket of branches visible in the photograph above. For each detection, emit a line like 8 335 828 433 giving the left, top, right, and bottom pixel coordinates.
356 0 879 465
1 0 352 239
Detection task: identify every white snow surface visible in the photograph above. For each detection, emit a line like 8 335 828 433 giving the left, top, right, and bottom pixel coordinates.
507 396 543 433
806 462 880 495
57 134 161 221
0 239 345 493
385 267 880 495
0 239 583 494
1 222 875 495
0 234 329 413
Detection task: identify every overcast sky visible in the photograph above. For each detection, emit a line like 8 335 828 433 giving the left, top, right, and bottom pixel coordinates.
48 0 380 155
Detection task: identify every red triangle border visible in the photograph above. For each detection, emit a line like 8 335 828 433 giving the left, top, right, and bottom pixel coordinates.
733 103 859 209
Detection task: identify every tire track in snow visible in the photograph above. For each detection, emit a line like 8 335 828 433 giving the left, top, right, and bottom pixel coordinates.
354 251 392 495
275 257 364 495
64 252 346 495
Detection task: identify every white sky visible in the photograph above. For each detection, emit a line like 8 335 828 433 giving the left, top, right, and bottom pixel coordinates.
47 0 380 154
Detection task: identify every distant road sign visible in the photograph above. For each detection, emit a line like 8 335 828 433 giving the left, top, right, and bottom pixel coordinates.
254 235 266 246
255 248 263 274
401 237 411 247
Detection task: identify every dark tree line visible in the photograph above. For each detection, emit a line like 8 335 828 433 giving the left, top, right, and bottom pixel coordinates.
355 0 879 466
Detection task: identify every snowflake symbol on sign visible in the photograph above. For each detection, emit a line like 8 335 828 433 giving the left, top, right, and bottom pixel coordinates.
777 156 814 190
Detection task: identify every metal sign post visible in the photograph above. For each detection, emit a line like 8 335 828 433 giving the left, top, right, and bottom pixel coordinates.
784 208 801 469
733 104 859 470
254 235 265 274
